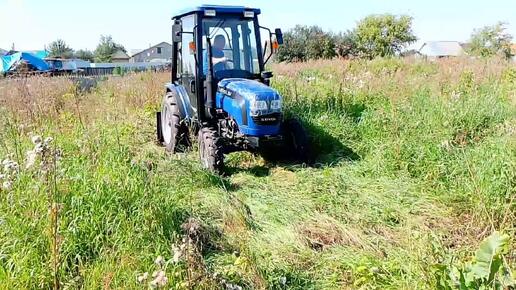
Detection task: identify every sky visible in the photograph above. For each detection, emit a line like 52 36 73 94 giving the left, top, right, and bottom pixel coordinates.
1 0 515 52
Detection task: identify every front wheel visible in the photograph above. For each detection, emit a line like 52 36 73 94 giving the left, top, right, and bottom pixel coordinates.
198 127 224 174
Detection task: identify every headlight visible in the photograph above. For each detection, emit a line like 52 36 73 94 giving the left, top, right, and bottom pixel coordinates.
270 99 282 110
250 100 268 111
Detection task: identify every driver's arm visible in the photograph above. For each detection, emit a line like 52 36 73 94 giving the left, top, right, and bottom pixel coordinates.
212 56 228 64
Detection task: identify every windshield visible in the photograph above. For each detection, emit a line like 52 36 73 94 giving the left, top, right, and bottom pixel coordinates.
202 17 260 78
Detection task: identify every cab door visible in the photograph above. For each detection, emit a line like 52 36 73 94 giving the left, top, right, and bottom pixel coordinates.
178 14 197 109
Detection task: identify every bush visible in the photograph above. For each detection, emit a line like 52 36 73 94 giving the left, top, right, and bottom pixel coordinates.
276 25 337 62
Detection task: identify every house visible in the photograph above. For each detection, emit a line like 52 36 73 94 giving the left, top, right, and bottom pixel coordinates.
130 42 172 63
111 50 130 63
511 44 516 62
419 41 465 59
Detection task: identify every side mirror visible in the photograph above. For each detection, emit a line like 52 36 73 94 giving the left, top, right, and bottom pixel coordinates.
172 24 182 43
275 28 283 45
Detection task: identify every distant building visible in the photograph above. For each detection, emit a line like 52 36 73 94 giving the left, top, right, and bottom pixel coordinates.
511 44 516 62
111 50 130 63
419 41 465 59
130 42 172 63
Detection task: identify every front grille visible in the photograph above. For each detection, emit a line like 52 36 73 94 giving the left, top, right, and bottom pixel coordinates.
252 113 282 125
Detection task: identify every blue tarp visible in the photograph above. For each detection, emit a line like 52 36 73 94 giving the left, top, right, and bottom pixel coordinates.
0 51 49 73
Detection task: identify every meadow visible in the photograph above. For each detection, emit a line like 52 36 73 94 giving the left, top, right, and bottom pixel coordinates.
0 57 514 289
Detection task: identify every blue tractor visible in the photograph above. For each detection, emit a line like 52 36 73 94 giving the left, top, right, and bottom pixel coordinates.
157 5 310 173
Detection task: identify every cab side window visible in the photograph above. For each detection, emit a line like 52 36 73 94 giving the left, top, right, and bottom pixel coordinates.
180 15 196 77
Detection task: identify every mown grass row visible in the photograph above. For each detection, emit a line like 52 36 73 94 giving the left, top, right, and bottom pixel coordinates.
0 58 514 289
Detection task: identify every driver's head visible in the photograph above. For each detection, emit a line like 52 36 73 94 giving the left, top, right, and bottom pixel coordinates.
214 35 226 50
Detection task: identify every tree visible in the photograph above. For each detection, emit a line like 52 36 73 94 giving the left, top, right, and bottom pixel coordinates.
47 39 74 59
334 31 356 58
468 22 513 59
276 25 337 62
352 14 417 59
94 35 126 62
75 49 95 62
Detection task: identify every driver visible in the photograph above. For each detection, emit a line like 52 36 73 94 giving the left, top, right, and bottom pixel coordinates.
203 34 229 75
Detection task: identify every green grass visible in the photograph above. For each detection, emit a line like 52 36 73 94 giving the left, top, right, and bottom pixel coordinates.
0 58 514 289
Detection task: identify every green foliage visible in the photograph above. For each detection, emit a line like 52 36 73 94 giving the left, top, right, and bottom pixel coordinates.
468 22 513 59
353 14 417 59
276 25 337 62
276 14 417 62
434 232 514 289
74 49 94 62
94 35 126 63
1 60 515 289
46 39 74 59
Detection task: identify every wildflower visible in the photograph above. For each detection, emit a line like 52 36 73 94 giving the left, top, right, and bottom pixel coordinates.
279 276 287 285
172 246 182 263
137 272 149 284
32 135 42 144
25 150 38 169
225 283 242 290
149 270 168 288
3 160 18 173
2 181 12 190
154 255 164 266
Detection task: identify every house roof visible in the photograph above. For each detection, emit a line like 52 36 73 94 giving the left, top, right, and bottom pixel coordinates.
419 41 464 57
111 50 130 60
130 42 171 57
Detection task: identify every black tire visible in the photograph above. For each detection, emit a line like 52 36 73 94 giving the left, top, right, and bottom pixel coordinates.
161 93 189 153
282 118 312 163
198 127 224 173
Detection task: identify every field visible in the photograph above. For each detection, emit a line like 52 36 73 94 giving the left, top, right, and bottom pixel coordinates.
0 58 515 289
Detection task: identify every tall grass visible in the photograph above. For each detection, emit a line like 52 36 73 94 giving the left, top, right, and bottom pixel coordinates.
0 58 514 289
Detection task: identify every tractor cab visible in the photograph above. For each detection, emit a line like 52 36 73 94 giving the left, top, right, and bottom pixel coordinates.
169 5 282 120
158 5 310 173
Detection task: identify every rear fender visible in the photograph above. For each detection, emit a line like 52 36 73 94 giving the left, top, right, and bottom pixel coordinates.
164 83 193 119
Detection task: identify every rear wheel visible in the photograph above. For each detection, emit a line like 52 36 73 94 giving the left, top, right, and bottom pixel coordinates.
198 127 224 174
161 93 189 152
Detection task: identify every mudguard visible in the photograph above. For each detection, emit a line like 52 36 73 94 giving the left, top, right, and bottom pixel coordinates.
164 83 194 119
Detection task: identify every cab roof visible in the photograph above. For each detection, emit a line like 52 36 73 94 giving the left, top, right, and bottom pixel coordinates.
174 5 261 19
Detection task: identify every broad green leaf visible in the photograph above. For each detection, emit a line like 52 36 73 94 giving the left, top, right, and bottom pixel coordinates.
470 232 509 282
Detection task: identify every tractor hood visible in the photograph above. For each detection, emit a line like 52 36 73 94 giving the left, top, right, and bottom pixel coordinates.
218 78 280 102
217 78 281 116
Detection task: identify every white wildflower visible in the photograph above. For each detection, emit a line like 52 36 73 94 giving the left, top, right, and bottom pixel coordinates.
154 255 164 266
2 181 12 190
279 276 287 285
137 272 149 284
149 270 168 288
31 135 42 144
44 137 54 144
25 150 38 169
172 246 182 263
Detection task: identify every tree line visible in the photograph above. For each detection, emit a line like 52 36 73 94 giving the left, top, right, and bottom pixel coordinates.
276 14 514 62
46 35 126 62
46 15 514 63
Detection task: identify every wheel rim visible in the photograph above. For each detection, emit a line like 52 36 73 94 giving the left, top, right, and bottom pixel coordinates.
162 106 172 144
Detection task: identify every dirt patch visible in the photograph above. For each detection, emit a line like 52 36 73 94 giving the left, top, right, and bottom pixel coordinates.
298 216 364 251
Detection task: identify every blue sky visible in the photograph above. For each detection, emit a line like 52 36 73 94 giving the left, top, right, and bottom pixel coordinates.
1 0 515 51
